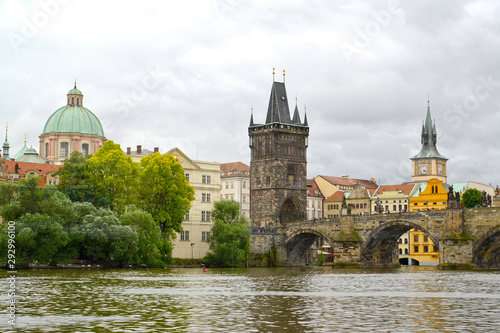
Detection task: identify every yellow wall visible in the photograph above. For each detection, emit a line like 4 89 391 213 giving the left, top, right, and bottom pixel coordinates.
409 228 439 265
409 178 448 212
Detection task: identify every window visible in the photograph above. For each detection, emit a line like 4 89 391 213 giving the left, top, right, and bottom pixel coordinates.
414 235 418 242
71 97 74 104
398 238 402 244
45 143 49 158
225 182 229 189
82 143 89 157
242 195 246 203
414 246 419 253
231 181 234 189
202 211 211 221
60 142 69 157
230 194 234 200
202 231 210 242
225 194 229 199
393 205 396 211
242 181 246 189
76 97 80 105
184 211 190 220
433 245 438 252
399 248 402 254
202 193 211 202
423 236 428 242
202 175 211 184
185 173 190 182
423 245 429 253
404 238 408 244
180 230 190 241
404 248 409 254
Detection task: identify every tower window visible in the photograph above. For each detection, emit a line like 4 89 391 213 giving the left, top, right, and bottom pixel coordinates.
71 97 74 105
45 143 49 158
77 98 79 105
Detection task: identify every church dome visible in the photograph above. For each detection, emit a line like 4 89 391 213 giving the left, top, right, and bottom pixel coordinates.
41 84 105 138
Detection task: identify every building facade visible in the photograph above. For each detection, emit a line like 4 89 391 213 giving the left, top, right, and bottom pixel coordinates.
306 179 323 220
248 77 309 227
409 179 448 212
168 148 221 259
39 84 106 164
220 162 250 219
370 184 418 213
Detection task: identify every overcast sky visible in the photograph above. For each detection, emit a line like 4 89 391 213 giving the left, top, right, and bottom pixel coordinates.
1 0 499 187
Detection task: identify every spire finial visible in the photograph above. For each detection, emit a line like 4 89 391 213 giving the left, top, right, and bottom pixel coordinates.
283 69 285 83
74 78 77 88
428 95 430 107
24 133 27 144
273 68 275 81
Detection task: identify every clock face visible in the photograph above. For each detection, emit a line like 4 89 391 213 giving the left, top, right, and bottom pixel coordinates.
419 164 428 174
438 165 443 174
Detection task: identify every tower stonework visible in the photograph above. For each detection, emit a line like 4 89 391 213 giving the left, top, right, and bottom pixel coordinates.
249 79 309 227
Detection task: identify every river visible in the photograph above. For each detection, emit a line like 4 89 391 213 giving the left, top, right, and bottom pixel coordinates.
1 266 499 332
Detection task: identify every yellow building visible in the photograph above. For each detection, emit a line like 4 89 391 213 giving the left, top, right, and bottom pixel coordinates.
408 228 439 265
409 179 448 212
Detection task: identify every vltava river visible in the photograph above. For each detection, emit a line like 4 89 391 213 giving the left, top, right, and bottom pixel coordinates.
1 266 499 332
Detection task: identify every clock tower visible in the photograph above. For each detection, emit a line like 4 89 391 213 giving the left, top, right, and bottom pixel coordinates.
410 101 448 183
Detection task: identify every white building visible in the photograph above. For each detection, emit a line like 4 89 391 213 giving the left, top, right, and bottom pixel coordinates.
168 148 221 259
220 162 250 219
306 179 323 220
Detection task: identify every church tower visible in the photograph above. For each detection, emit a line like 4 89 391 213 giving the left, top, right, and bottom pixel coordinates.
410 101 448 183
249 71 309 227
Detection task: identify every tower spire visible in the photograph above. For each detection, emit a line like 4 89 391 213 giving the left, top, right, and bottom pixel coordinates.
273 68 275 81
3 123 10 161
283 69 285 83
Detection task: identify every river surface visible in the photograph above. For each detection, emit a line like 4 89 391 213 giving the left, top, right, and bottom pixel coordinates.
1 266 499 332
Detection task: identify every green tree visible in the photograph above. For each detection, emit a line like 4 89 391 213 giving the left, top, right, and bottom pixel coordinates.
54 151 95 203
87 140 140 213
205 200 250 267
1 176 43 221
461 188 482 208
139 152 195 236
120 208 170 266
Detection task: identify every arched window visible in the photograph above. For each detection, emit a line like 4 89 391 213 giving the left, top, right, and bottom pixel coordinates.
71 97 74 105
399 248 402 254
76 98 79 105
404 238 408 244
404 248 409 254
60 142 69 157
82 143 89 157
399 238 402 244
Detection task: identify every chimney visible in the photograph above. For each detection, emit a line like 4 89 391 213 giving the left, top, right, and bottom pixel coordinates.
154 147 159 153
137 145 142 154
127 147 131 155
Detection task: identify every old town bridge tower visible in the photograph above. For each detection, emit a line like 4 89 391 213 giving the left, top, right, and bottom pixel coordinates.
248 73 309 227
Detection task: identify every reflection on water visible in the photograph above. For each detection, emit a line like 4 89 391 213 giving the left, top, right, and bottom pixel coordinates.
1 266 499 332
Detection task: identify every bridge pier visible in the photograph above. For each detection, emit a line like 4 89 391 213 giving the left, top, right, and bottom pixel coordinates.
438 230 476 269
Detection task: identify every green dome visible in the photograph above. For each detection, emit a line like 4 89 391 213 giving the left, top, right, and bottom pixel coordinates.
41 105 105 138
68 87 82 95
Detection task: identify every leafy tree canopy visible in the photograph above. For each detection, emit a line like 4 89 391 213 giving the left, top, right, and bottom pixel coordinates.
54 151 95 203
461 188 482 208
87 140 140 213
139 152 195 236
205 200 250 267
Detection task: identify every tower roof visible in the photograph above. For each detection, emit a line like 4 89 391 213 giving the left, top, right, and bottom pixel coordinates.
411 101 447 160
266 81 292 124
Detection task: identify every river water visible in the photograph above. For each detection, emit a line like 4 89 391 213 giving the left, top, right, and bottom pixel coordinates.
1 266 499 332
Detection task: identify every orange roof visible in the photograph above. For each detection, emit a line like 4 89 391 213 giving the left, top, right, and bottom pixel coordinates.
318 175 378 189
2 160 60 176
372 184 417 196
325 190 345 201
307 179 323 197
220 161 250 178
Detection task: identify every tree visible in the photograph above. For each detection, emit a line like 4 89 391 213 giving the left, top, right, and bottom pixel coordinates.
87 140 140 213
461 188 482 208
139 152 195 236
1 176 43 221
54 151 95 203
205 200 250 267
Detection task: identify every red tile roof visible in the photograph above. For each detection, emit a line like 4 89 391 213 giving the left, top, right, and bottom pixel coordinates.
2 160 60 176
372 184 417 196
307 179 323 197
220 161 250 178
318 175 378 189
325 190 345 201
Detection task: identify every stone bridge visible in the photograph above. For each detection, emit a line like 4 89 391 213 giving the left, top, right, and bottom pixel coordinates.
250 208 500 269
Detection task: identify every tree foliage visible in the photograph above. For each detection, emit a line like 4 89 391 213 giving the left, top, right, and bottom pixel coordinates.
87 140 140 213
461 188 482 208
139 152 195 235
55 151 95 203
205 200 250 267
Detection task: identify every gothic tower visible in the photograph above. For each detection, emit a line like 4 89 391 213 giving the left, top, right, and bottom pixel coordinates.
411 100 448 183
249 73 309 227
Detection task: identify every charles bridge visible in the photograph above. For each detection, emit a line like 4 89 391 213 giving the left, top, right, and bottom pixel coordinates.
250 208 500 269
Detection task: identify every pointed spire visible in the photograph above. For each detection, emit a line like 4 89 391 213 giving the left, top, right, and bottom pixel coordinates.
412 98 446 160
265 81 291 124
249 106 254 126
2 123 10 161
292 96 301 124
303 105 308 126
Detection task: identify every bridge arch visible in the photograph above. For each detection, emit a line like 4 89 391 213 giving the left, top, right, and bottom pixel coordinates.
361 219 439 267
279 195 303 224
285 228 330 265
473 226 500 268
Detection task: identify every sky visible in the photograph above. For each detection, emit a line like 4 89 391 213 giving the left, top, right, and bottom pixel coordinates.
1 0 499 187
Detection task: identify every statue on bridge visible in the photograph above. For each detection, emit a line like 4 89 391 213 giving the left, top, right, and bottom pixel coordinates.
447 185 461 209
481 191 492 207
